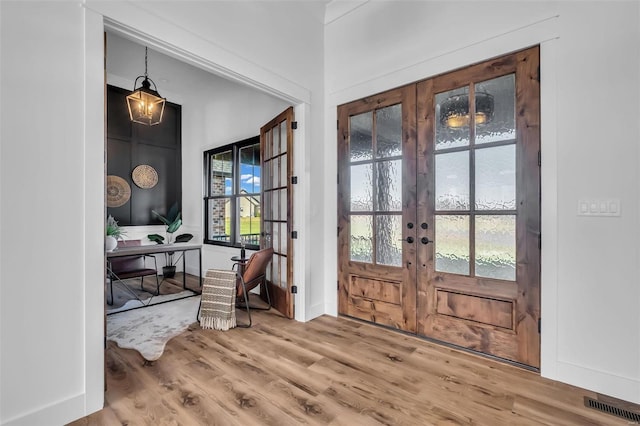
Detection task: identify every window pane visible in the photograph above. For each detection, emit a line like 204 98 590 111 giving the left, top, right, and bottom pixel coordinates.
272 156 280 189
475 215 516 281
280 153 287 185
239 143 260 194
279 188 287 221
436 87 470 150
280 256 288 288
207 198 230 243
435 151 469 210
376 214 402 267
280 120 288 154
376 160 401 211
350 163 372 211
210 150 232 195
350 214 373 263
273 124 281 156
435 215 469 275
350 112 373 161
376 104 402 158
475 145 516 210
238 195 260 246
476 74 516 144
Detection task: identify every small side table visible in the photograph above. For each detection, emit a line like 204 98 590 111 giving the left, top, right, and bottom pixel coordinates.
230 255 249 275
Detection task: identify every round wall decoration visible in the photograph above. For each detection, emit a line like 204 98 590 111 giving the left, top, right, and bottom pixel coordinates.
106 175 131 207
132 164 159 189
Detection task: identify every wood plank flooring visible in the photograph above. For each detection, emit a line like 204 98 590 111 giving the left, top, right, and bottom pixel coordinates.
73 290 631 425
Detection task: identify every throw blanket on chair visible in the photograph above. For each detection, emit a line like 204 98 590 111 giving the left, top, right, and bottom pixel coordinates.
200 269 237 331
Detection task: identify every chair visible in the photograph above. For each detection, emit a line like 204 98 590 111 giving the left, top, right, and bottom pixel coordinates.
107 240 160 305
197 247 273 328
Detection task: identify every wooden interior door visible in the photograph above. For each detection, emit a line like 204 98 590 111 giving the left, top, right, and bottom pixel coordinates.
337 85 417 332
261 107 295 319
416 46 541 367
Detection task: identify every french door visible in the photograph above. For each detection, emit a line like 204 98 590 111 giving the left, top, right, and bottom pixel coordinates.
338 46 541 367
261 107 295 319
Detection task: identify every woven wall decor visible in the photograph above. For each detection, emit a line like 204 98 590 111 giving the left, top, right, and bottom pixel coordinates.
106 175 131 207
132 164 159 189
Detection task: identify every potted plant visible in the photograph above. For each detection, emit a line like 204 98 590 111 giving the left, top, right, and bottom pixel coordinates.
105 215 126 252
147 204 192 278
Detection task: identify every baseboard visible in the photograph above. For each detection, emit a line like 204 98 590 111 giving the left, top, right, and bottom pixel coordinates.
305 302 325 322
2 393 86 426
551 360 640 405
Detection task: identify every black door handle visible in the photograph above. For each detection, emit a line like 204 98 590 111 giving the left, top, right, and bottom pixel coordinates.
421 237 431 244
398 237 414 243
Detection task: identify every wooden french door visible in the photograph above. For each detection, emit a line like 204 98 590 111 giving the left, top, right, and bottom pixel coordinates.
338 84 418 331
261 107 295 319
338 46 541 367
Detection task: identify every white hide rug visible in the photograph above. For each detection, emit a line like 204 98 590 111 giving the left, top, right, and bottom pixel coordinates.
107 294 201 361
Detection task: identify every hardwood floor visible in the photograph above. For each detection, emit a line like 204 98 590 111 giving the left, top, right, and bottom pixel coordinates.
73 296 630 425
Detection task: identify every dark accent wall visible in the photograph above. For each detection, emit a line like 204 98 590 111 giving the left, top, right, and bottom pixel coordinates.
107 84 182 226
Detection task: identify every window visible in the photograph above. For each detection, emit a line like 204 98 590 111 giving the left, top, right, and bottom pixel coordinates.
204 136 261 249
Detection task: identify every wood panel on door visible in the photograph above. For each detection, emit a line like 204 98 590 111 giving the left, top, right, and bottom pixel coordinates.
337 85 417 332
416 46 541 367
261 107 295 319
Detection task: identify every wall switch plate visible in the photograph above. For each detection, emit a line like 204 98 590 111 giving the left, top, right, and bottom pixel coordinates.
577 199 621 216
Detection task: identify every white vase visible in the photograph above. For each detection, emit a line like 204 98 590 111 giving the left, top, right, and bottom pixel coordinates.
105 235 118 252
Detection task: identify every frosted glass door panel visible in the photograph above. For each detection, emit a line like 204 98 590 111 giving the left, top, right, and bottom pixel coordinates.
350 215 373 263
280 121 288 155
350 112 373 161
375 215 402 266
350 164 373 211
435 151 469 210
475 145 516 210
376 104 402 158
436 87 471 150
435 215 470 275
475 215 516 281
376 160 401 211
476 74 516 144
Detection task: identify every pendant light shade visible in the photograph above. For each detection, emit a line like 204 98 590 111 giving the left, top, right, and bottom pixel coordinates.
126 47 165 126
440 92 494 129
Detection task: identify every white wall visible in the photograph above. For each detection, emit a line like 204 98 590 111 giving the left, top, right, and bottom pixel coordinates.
324 0 640 404
1 1 325 424
0 2 105 425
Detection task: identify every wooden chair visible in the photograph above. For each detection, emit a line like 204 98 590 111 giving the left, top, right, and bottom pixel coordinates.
107 240 160 305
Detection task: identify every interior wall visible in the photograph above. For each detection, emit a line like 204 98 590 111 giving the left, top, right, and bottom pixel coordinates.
0 2 105 425
324 0 640 404
2 2 325 424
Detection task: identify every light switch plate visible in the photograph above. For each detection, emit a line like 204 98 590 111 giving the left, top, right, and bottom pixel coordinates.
577 199 621 216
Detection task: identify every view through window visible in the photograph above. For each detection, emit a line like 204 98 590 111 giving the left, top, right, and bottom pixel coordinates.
204 136 260 248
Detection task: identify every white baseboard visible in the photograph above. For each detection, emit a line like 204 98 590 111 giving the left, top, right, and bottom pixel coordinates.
548 361 640 404
2 393 87 426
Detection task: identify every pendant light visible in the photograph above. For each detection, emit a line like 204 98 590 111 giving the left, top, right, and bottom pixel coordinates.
126 47 166 126
440 91 494 129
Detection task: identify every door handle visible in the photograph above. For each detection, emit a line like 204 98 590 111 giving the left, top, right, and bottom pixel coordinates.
421 237 431 245
399 237 414 243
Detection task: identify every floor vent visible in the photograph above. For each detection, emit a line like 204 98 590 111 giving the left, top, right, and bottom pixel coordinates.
584 396 640 422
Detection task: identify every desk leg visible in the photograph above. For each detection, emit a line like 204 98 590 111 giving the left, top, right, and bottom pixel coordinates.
183 250 187 290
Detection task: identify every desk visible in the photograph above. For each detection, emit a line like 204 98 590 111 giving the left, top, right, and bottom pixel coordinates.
108 242 203 289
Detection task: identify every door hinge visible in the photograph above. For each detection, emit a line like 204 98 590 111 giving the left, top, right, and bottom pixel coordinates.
291 176 298 184
292 121 298 130
538 318 541 333
538 151 541 167
291 285 298 294
536 65 540 82
291 231 298 239
337 280 340 290
538 234 541 250
337 120 339 130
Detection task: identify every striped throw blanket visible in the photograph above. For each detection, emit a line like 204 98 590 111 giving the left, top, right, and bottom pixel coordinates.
199 269 237 331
